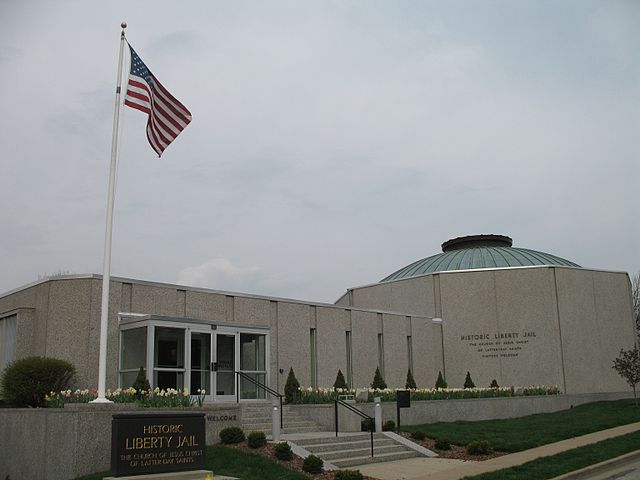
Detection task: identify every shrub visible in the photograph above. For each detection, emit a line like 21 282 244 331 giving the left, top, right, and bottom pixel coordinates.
490 379 499 389
466 440 492 455
302 455 324 474
435 438 451 450
361 417 375 432
284 368 300 404
405 369 417 389
333 369 348 390
219 427 245 444
371 367 387 390
382 420 396 431
0 356 75 407
334 470 364 480
132 366 151 395
274 441 293 460
410 430 426 440
435 371 447 389
247 430 266 448
463 371 475 389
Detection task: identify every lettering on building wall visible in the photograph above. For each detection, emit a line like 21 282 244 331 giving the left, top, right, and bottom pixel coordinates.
111 413 205 476
459 331 537 359
206 413 237 422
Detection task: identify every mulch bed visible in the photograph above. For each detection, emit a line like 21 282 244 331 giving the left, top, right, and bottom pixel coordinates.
398 432 508 461
227 435 508 479
228 441 379 479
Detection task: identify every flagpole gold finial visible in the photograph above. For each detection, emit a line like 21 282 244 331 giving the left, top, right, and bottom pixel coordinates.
121 21 127 30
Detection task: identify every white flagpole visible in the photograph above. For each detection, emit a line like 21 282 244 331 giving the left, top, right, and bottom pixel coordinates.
91 22 127 404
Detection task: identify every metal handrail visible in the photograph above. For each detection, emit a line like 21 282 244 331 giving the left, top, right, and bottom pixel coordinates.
334 399 374 457
234 371 283 429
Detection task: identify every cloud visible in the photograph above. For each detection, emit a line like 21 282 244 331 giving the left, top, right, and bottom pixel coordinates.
177 257 264 294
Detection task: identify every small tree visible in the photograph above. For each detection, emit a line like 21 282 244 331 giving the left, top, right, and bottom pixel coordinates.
333 369 348 390
284 368 300 404
490 379 499 389
435 371 447 389
613 347 640 406
463 371 475 389
132 366 151 395
405 369 417 389
371 367 387 390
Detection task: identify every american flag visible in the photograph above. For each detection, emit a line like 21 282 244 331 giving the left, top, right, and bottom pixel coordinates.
124 44 192 156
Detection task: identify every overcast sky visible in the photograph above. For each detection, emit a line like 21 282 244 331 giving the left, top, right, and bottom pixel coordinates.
1 1 638 303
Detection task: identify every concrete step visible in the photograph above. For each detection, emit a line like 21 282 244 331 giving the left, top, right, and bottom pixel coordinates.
242 411 307 419
281 426 323 434
330 450 420 468
295 433 381 446
242 421 318 430
320 444 409 461
301 438 396 452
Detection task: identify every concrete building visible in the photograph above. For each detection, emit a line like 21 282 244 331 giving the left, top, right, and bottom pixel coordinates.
0 234 635 399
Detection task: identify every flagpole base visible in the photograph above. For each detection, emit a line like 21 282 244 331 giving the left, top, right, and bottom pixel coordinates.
90 396 114 404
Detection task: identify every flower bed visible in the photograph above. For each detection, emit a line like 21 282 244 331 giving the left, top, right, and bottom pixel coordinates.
45 387 206 408
292 385 561 404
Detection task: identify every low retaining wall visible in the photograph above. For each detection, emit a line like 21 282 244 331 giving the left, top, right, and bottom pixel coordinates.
0 403 241 480
290 391 632 431
1 392 632 480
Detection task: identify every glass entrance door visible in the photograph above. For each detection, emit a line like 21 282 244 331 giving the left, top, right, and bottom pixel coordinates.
190 332 211 398
214 333 236 401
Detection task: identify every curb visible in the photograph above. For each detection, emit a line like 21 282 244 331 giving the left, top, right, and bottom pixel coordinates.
550 449 640 480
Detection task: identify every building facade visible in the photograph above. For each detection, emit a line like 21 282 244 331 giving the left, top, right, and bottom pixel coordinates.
0 235 635 399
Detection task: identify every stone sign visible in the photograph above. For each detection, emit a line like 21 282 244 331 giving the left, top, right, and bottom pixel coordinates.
111 412 206 476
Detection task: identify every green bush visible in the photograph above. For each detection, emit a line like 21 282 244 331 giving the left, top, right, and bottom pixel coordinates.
405 369 417 389
410 430 426 440
435 371 447 389
463 371 475 389
382 420 396 431
132 366 151 395
0 356 75 407
361 417 375 432
333 369 348 390
435 438 451 450
247 430 266 448
219 427 245 444
371 367 387 389
302 454 324 474
334 469 364 480
466 440 492 455
490 379 500 388
284 368 300 404
274 442 293 461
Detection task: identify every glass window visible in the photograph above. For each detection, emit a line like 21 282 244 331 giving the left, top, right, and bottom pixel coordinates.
120 326 148 388
154 327 185 390
377 333 384 378
407 336 414 373
0 315 17 372
345 331 353 389
240 333 265 371
121 327 147 370
310 328 317 388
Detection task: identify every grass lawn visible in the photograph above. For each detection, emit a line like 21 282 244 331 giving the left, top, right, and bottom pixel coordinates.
402 399 640 452
74 444 309 480
462 430 640 480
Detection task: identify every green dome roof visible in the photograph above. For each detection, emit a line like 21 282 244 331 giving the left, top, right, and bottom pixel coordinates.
381 235 580 282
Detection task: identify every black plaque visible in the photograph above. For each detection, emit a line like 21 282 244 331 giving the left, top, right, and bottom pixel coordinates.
111 412 206 477
397 389 411 408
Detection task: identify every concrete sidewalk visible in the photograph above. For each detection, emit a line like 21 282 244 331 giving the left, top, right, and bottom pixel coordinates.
351 421 640 480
